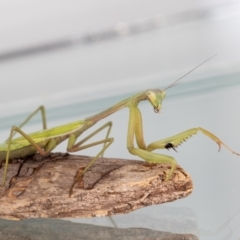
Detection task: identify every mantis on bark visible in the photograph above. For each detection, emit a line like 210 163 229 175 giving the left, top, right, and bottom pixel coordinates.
1 56 239 196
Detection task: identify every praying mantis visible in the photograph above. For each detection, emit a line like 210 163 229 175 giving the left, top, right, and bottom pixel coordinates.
1 56 239 197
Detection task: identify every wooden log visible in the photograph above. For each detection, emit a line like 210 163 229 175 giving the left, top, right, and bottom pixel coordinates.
0 153 193 220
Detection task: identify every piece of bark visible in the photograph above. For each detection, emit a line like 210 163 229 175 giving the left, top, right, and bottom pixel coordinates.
0 153 193 220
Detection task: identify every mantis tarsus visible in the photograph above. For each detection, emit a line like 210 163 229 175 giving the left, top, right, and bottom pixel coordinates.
1 56 239 197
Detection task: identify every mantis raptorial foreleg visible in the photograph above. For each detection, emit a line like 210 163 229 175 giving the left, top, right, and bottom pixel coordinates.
146 127 240 156
127 105 177 180
127 105 240 181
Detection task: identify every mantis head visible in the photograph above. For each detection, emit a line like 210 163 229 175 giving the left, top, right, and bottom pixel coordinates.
146 89 166 113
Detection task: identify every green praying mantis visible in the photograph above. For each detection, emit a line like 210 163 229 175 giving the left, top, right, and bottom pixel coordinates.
1 56 239 197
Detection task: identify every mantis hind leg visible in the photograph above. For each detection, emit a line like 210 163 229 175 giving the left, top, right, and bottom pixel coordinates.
67 122 114 196
2 107 55 187
2 126 51 186
5 106 47 142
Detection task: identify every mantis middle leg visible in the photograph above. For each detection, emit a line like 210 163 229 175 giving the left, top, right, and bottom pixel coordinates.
67 121 114 196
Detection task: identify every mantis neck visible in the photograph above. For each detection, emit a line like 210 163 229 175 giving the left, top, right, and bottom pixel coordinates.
85 91 145 123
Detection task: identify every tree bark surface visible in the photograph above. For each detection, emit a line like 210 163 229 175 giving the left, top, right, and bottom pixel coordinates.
0 153 193 220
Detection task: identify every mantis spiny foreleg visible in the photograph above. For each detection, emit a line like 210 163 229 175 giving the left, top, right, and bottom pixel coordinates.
146 127 240 156
127 104 177 180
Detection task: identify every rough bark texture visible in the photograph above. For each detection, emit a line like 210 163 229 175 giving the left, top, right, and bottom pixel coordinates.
0 153 193 220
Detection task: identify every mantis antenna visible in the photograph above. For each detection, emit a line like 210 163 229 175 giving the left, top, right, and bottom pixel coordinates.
163 54 217 91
